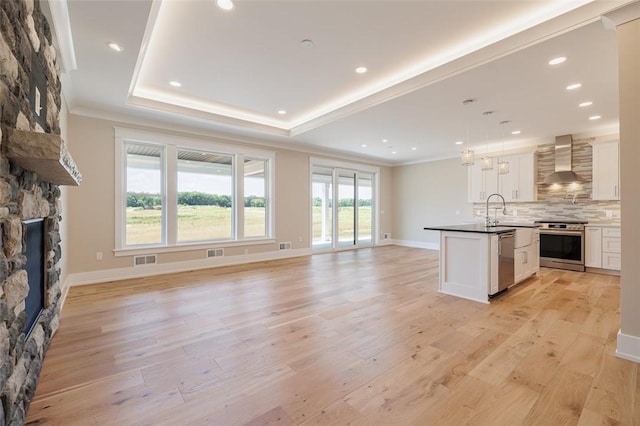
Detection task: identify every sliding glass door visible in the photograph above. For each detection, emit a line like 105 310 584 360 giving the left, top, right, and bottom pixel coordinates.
312 168 333 249
338 171 356 247
312 166 375 250
357 173 373 245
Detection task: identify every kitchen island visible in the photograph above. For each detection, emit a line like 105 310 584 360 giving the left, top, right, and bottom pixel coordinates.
424 223 539 303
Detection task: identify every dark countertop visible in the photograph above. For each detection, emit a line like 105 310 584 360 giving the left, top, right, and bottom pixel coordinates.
423 224 524 234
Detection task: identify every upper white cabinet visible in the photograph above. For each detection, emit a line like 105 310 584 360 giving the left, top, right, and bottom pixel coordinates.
469 152 536 203
591 140 620 200
498 153 536 202
468 161 498 203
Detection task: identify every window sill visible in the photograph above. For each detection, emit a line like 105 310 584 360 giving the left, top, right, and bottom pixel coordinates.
113 238 277 257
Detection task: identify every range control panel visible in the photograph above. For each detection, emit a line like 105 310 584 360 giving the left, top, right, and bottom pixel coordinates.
537 223 585 231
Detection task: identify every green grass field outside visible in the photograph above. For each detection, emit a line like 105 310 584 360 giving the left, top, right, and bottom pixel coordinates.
126 205 266 245
312 206 371 244
126 205 371 246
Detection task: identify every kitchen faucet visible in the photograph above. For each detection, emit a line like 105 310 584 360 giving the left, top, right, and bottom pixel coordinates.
485 193 507 227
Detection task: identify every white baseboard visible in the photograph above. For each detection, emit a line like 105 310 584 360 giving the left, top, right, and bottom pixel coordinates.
376 239 394 246
59 277 71 310
616 330 640 363
392 239 439 250
66 248 312 287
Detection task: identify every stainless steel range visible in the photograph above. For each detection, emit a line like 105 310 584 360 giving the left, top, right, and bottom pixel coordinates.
534 219 588 272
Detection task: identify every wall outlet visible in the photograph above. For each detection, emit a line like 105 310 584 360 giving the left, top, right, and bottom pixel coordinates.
455 210 460 216
512 209 518 217
383 233 390 239
96 252 103 261
606 210 613 218
244 248 249 254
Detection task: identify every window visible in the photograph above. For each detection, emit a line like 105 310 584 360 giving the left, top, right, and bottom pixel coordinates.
125 143 164 246
244 158 268 238
177 150 233 242
115 128 274 253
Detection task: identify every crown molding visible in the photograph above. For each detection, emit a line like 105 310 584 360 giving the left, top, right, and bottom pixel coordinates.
46 0 77 72
603 1 640 26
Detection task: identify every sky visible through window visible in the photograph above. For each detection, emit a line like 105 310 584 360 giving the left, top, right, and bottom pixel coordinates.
128 168 265 196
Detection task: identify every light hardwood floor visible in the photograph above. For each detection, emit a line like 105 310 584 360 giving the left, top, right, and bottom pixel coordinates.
26 246 638 425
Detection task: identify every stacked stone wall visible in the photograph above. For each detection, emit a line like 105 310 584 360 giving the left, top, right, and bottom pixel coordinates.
0 0 63 424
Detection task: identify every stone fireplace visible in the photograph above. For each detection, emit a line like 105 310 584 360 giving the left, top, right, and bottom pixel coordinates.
1 0 81 424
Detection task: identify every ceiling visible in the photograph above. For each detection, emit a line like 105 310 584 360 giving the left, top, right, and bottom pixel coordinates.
48 0 634 165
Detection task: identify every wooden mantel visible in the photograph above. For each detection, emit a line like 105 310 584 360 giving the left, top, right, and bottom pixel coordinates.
6 129 82 186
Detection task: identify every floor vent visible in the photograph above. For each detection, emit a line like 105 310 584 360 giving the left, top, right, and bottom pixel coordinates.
279 242 292 250
207 248 224 258
133 254 157 266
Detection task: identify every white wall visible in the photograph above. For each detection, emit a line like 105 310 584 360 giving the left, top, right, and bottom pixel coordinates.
391 157 473 248
58 97 70 301
64 114 393 281
617 15 640 361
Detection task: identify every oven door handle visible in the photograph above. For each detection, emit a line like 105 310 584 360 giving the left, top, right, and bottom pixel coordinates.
539 229 584 236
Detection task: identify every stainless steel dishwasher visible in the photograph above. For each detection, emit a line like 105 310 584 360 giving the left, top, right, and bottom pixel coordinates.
494 232 515 296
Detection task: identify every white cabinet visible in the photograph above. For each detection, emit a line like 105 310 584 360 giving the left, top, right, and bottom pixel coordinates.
530 229 540 275
514 248 530 284
585 226 620 272
591 140 620 200
602 227 621 271
468 162 498 203
585 226 602 268
514 228 539 284
498 153 536 202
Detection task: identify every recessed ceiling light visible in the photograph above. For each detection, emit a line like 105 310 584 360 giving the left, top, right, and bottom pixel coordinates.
391 151 397 154
411 147 417 151
277 110 287 115
512 130 521 135
361 144 367 148
217 0 234 10
589 115 601 120
579 101 593 107
355 67 368 74
107 42 123 52
169 81 182 88
566 83 582 90
548 56 567 65
455 141 463 145
299 39 314 49
382 139 388 143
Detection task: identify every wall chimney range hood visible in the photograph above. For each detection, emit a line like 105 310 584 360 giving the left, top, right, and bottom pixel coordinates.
544 134 582 184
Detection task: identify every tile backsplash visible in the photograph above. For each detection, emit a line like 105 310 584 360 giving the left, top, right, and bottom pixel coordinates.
473 136 621 225
474 200 621 224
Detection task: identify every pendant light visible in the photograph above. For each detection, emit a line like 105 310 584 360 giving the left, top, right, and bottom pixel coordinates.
498 158 510 174
481 111 493 171
461 99 475 166
497 120 510 175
